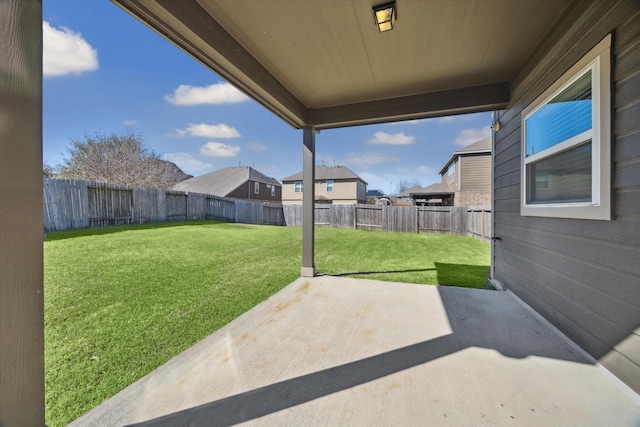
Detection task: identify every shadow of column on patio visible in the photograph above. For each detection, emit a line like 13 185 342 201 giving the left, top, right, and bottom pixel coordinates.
127 285 592 427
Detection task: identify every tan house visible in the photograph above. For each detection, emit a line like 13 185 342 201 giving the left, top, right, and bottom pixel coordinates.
439 137 491 206
282 166 367 205
397 137 491 206
408 137 491 206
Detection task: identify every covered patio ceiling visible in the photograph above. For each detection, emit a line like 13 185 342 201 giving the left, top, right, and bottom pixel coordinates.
112 0 573 129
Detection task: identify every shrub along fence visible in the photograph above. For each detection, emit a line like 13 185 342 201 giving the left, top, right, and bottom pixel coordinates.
43 178 284 232
44 178 491 240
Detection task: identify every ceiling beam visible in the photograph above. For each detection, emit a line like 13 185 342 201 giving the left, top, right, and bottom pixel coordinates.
310 82 510 129
112 0 309 128
112 1 511 130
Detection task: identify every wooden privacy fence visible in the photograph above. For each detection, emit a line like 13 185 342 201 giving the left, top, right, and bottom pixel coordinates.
44 179 489 240
283 204 492 241
43 178 284 232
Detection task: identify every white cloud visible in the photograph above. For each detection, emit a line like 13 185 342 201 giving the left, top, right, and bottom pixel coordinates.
200 142 241 158
165 83 249 106
348 152 399 167
175 123 240 138
455 126 491 147
43 21 99 77
162 152 213 173
368 131 415 145
416 165 437 175
248 142 268 152
123 120 138 127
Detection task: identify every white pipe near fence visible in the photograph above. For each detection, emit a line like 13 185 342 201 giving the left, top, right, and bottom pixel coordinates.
44 178 491 241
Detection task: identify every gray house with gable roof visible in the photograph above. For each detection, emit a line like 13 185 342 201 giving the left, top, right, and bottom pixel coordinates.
172 166 281 203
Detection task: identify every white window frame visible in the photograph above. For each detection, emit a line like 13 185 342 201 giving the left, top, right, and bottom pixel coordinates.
271 185 276 196
326 180 334 193
254 182 260 194
448 162 455 184
294 181 302 193
521 34 611 220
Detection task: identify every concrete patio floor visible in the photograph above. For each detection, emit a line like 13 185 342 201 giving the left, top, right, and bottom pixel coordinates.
70 276 640 426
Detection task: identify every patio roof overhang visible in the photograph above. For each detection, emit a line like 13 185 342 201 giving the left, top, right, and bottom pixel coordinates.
111 0 573 129
111 0 575 276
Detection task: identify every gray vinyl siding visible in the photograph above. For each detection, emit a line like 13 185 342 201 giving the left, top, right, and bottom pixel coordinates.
492 0 640 393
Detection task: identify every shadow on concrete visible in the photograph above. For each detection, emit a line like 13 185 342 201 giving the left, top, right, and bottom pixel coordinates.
126 286 592 427
330 268 435 277
329 262 490 288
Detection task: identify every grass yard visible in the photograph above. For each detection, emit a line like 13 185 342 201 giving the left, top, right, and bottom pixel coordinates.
44 221 490 426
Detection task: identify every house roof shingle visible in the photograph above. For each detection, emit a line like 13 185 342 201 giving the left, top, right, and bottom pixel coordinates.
282 165 367 184
412 183 453 195
172 166 280 196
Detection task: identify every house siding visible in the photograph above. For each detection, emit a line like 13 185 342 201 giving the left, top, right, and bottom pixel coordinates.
227 180 281 203
459 154 491 191
457 154 492 206
492 0 640 393
226 183 249 200
438 154 492 206
282 179 365 204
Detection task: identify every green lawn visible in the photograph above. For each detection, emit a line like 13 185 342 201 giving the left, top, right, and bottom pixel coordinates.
44 221 490 426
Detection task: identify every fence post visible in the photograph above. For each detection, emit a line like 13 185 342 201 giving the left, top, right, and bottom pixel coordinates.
353 204 356 230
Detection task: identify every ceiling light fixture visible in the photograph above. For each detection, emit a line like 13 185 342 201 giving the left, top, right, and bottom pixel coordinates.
372 1 396 33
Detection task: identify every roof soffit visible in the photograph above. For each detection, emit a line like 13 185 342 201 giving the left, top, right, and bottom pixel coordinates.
112 0 573 128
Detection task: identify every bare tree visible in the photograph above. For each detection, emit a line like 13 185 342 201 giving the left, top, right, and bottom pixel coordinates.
43 162 58 178
396 178 421 194
58 130 190 188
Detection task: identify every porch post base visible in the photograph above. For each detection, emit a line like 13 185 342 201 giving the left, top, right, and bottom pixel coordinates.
301 266 316 277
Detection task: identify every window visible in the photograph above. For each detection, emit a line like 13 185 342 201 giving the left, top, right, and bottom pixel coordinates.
326 180 334 192
271 185 276 196
254 182 260 194
521 34 611 220
294 181 302 193
448 162 455 184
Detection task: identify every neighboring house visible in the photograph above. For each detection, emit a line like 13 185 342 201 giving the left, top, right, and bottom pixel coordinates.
410 183 454 206
171 166 281 203
366 189 391 205
394 185 424 206
281 165 367 205
410 137 491 207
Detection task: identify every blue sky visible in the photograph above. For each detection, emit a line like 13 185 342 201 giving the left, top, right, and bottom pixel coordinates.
43 0 492 194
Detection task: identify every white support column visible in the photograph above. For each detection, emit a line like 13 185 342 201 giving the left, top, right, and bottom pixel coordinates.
301 126 316 277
